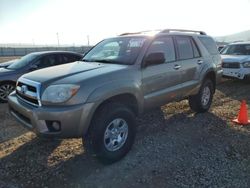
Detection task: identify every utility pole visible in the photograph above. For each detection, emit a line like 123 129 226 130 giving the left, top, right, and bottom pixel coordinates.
32 38 35 47
56 32 60 47
87 35 90 46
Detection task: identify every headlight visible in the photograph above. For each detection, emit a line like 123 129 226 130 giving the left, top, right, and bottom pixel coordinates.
243 61 250 68
42 84 80 103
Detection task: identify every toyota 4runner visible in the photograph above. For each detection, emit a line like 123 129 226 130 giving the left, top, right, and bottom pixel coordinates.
8 29 222 163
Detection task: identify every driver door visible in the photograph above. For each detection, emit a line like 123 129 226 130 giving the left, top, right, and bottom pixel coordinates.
142 36 183 110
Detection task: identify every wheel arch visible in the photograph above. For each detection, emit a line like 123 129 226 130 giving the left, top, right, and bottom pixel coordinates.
203 70 216 93
83 93 139 137
94 93 139 116
0 80 16 86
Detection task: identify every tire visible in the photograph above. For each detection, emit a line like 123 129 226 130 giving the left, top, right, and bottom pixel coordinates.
243 75 250 83
0 83 15 103
188 79 214 113
84 103 136 164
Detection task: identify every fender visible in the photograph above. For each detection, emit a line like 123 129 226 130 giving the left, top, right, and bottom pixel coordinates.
199 63 217 83
86 79 144 113
78 80 143 136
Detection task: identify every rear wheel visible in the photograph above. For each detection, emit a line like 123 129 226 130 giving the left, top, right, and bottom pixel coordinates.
0 83 15 103
189 79 214 113
84 103 136 164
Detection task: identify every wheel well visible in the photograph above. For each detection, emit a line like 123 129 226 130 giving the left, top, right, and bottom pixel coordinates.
204 71 216 92
0 80 16 86
85 94 139 137
95 93 139 116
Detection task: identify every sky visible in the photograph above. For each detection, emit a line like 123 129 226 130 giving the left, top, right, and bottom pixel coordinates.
0 0 250 46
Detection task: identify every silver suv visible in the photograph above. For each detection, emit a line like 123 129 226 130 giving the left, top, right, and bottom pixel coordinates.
221 42 250 81
8 29 222 163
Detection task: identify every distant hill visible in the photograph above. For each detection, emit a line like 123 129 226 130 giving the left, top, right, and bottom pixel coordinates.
215 30 250 43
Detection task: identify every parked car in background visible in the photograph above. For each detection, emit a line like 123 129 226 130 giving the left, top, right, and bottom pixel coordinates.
221 42 250 81
0 59 18 68
8 29 222 163
217 45 225 52
0 51 83 102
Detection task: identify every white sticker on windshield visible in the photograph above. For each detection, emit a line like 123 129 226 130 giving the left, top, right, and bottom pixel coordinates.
128 39 145 47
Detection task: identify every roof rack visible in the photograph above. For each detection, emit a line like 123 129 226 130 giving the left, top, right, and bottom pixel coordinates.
119 30 163 36
119 29 206 36
119 32 142 36
160 29 206 35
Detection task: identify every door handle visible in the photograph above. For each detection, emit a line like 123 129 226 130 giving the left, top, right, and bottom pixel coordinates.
197 60 203 65
174 65 181 70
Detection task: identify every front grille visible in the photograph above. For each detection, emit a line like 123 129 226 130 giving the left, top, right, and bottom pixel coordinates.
16 91 39 105
222 62 240 69
16 78 41 106
17 82 37 92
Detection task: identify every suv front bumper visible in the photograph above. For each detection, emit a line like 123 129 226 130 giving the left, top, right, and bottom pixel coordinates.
222 68 250 80
8 92 95 138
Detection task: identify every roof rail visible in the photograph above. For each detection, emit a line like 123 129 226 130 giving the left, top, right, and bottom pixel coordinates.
119 30 161 36
160 29 206 35
119 29 207 36
119 32 142 36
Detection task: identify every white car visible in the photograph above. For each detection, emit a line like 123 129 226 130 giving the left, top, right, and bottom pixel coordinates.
221 42 250 81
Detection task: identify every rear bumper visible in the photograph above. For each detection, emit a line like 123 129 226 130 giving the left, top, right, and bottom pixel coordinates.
8 92 95 138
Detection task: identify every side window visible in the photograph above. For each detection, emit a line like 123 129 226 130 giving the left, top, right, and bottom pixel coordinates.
54 54 66 65
198 37 218 55
57 54 65 65
175 36 193 60
191 39 201 58
34 55 57 69
61 54 70 63
65 54 82 62
146 37 176 63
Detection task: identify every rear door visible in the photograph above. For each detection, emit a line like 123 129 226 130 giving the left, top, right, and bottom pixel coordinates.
174 36 204 96
142 36 183 109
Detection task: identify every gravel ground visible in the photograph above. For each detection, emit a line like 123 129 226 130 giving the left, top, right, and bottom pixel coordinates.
0 78 250 187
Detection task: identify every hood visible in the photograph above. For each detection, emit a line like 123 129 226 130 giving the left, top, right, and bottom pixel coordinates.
22 61 128 84
221 55 250 63
0 67 15 75
0 59 18 68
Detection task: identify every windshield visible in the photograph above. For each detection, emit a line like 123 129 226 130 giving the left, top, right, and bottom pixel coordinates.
82 37 146 65
7 53 37 70
221 44 250 55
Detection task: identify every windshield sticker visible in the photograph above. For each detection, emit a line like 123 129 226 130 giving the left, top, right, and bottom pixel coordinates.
128 39 145 47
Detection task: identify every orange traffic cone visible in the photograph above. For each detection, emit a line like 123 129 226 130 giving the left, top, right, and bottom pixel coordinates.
233 100 250 125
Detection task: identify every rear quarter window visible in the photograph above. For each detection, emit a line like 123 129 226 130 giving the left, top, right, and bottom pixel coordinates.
198 37 218 55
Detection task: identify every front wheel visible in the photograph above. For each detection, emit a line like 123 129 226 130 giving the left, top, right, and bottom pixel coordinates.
189 79 214 113
0 83 15 103
84 103 136 164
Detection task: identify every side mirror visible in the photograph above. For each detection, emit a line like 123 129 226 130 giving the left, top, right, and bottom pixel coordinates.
29 64 38 71
144 52 165 67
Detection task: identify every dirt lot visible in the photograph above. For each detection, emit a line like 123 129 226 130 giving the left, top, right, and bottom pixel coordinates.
0 57 250 187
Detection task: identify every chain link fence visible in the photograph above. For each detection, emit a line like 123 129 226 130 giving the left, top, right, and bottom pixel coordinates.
0 46 92 56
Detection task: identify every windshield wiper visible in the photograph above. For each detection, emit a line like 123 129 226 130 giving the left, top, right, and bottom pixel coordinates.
93 59 117 64
80 59 90 62
81 59 121 64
